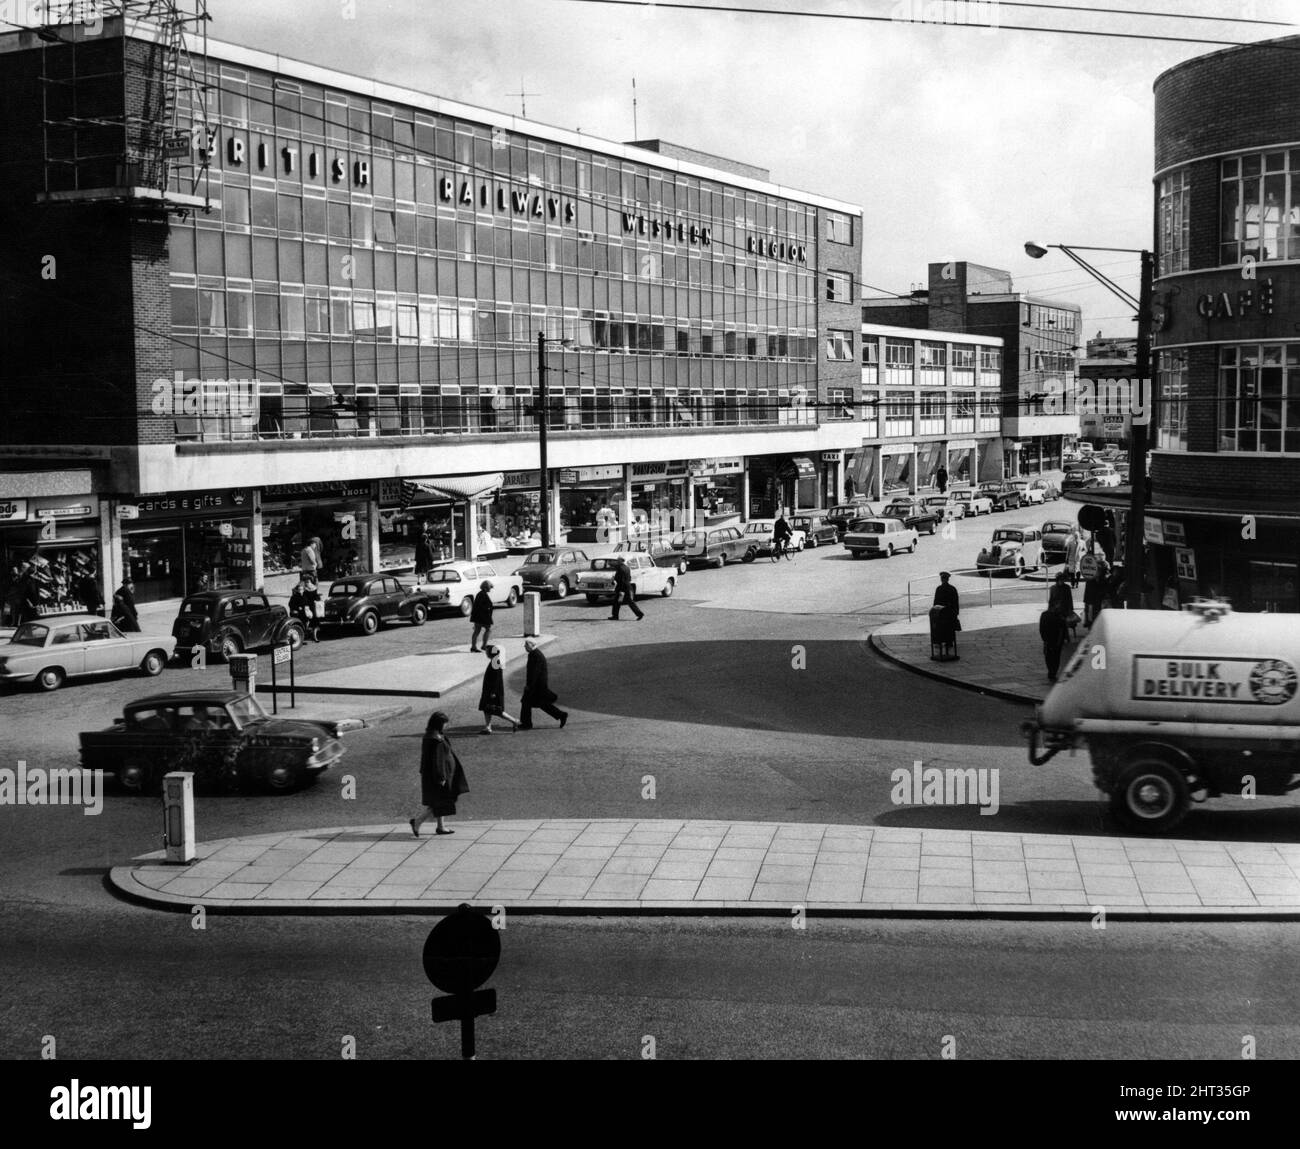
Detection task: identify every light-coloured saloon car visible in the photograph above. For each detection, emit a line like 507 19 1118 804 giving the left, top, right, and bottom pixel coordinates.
843 517 919 558
976 525 1044 576
0 615 176 691
576 553 676 602
422 561 524 615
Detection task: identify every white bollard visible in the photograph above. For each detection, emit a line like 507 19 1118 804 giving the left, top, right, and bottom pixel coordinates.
523 590 541 637
162 771 196 864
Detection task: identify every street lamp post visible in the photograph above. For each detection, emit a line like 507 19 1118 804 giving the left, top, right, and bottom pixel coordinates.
1024 242 1154 610
536 331 551 548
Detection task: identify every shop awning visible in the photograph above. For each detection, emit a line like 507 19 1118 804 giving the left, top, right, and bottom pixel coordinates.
782 456 816 479
412 472 504 501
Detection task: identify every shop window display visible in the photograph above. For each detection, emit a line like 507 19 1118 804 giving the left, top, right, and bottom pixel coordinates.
1 543 102 625
377 505 467 571
263 508 367 581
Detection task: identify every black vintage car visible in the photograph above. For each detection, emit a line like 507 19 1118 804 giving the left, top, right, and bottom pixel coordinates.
976 481 1024 512
172 590 305 662
79 690 346 794
320 573 435 634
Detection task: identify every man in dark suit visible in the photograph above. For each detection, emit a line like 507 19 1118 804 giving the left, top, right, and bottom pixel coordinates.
519 638 568 730
470 580 494 651
610 558 644 621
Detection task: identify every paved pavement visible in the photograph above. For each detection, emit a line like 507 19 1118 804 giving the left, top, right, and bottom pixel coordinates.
110 817 1300 918
870 601 1071 703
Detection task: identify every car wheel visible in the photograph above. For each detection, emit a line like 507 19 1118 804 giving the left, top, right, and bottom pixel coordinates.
218 632 242 662
117 756 154 795
459 596 474 617
284 622 306 651
140 649 167 676
678 559 688 576
359 611 380 636
409 603 428 626
1015 558 1026 578
927 521 936 535
807 537 816 549
263 758 302 794
36 666 65 691
886 544 895 558
555 578 569 599
712 553 725 569
741 548 755 563
908 539 917 554
661 578 675 597
1110 759 1190 833
506 588 519 607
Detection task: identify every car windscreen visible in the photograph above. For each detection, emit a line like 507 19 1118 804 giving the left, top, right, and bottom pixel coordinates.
8 623 49 647
992 531 1023 542
228 695 268 727
329 582 364 597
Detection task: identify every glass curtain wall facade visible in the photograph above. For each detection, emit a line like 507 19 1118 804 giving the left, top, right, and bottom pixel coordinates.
165 61 822 440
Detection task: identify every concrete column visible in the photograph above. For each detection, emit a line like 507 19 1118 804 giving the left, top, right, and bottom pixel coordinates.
250 490 265 590
621 465 633 540
547 475 561 544
741 463 751 520
909 447 918 495
102 498 122 610
365 490 381 573
685 477 696 526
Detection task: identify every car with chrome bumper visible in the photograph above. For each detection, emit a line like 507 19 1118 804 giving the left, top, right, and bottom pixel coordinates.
577 553 676 602
0 615 175 692
511 547 593 599
320 574 436 634
976 525 1043 575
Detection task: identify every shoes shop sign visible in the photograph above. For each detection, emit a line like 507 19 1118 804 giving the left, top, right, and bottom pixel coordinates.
0 497 96 523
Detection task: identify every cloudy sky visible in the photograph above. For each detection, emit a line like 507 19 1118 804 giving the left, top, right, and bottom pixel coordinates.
205 0 1297 339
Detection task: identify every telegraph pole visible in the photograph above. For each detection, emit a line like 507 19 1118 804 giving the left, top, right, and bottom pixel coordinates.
1124 249 1155 610
537 332 550 548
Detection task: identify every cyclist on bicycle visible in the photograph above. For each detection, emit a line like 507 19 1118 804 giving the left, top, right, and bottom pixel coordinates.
772 514 794 563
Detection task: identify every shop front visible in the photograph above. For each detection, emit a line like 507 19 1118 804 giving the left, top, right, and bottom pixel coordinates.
881 446 914 496
376 474 503 570
123 489 255 604
261 482 375 592
559 465 626 542
1 495 104 625
485 472 545 548
946 442 975 485
845 446 879 502
916 442 945 489
692 457 745 524
630 460 689 540
819 451 842 508
745 454 801 518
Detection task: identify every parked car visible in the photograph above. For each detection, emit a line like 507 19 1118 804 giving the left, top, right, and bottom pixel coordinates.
614 538 689 576
976 525 1043 575
880 497 939 536
671 525 756 568
1088 465 1122 488
744 520 806 555
1040 519 1078 566
1008 480 1045 505
977 481 1023 512
172 590 305 663
1114 464 1131 483
922 494 963 521
320 573 436 635
825 499 876 539
844 517 919 558
422 561 523 616
0 615 175 692
511 547 593 598
1027 478 1061 502
790 512 843 547
80 689 345 795
576 553 676 602
1062 470 1100 492
950 489 993 516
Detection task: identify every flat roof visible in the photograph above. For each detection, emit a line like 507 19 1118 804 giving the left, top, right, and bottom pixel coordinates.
0 17 861 216
862 321 1002 346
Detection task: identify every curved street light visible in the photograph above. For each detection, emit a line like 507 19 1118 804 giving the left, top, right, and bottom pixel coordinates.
1023 241 1154 610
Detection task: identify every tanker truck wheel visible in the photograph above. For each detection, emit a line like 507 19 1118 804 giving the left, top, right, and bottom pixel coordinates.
1110 759 1191 834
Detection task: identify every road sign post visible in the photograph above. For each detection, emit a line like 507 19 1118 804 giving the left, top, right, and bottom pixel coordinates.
271 643 291 714
422 904 501 1060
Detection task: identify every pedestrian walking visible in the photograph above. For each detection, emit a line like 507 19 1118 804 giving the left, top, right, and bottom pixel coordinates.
1082 556 1110 627
1048 571 1078 641
477 645 519 734
300 535 323 579
772 514 794 562
470 580 494 651
519 638 568 730
289 573 322 641
609 557 644 620
409 711 468 837
79 565 104 617
111 579 140 632
1039 606 1069 682
1063 529 1082 587
414 525 436 584
936 465 949 495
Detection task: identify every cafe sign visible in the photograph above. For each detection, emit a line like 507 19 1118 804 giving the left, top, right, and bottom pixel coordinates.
630 460 689 481
689 457 743 477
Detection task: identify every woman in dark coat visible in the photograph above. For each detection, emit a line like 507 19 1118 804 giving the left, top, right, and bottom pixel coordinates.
477 645 519 734
410 711 468 837
111 579 141 632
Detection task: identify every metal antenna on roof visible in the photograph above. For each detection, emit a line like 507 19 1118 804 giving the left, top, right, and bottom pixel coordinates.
632 76 638 138
506 79 539 118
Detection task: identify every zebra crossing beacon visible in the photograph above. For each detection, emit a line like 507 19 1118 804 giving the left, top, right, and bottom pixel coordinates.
1022 600 1300 833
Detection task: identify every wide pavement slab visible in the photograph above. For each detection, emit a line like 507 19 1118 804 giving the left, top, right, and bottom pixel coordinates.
109 818 1300 918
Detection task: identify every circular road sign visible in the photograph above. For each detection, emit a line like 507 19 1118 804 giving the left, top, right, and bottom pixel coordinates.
422 904 500 995
1077 504 1109 533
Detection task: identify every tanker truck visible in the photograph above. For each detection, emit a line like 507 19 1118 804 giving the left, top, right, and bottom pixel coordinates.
1022 600 1300 833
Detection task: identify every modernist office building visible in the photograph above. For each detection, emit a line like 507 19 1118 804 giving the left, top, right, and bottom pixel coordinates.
0 14 863 611
862 261 1082 477
848 323 1004 498
1138 33 1300 612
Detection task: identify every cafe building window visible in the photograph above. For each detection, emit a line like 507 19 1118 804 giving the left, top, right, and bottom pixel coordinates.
1218 343 1300 453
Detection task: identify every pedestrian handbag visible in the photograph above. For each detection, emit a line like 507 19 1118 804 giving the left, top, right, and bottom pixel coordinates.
449 750 469 797
1064 611 1081 628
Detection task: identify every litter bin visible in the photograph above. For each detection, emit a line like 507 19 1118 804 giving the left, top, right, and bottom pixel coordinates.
928 605 958 662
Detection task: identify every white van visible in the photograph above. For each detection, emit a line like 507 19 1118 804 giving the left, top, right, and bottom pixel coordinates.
1023 601 1300 832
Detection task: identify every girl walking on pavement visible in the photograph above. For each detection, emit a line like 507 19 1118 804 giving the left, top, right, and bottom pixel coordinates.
409 711 468 837
478 645 519 734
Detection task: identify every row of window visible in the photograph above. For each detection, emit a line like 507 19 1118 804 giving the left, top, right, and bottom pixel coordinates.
171 285 818 359
861 340 1002 371
1023 305 1077 332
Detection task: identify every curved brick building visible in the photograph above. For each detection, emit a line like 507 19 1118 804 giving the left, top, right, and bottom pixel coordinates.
1147 35 1300 611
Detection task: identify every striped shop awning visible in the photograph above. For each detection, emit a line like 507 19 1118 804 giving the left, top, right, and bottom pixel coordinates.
411 472 505 501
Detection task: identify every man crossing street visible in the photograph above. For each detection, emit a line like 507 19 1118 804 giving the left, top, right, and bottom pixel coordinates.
609 557 644 621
